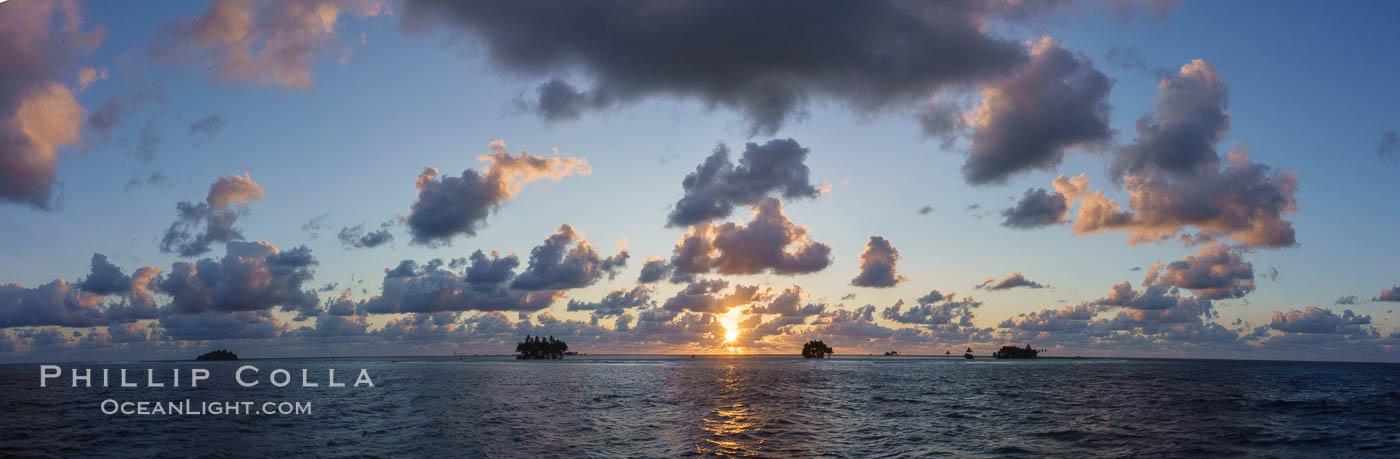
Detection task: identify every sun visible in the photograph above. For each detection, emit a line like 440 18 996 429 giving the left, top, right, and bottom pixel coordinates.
718 306 745 344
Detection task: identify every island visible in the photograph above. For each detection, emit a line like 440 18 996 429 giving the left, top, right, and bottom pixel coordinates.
195 349 238 361
992 344 1040 359
883 350 900 356
963 347 975 359
516 335 568 359
801 340 833 358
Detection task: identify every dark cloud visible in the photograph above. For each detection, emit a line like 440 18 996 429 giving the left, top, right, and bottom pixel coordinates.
1001 187 1069 229
0 0 103 209
750 285 825 317
1376 286 1400 302
998 303 1096 332
533 78 596 122
189 114 227 140
360 226 621 315
1378 131 1398 158
78 254 132 295
667 139 820 227
402 0 1033 135
509 225 628 291
0 280 108 328
961 37 1113 185
364 258 563 314
1095 281 1214 324
1270 306 1371 335
636 257 671 284
1112 59 1229 179
669 198 831 279
0 251 162 328
851 236 907 288
406 140 589 245
1144 243 1254 300
976 272 1048 291
338 221 394 249
156 241 320 318
917 102 965 147
462 250 521 291
159 310 289 341
567 286 652 316
1335 296 1361 305
917 206 934 215
160 172 265 256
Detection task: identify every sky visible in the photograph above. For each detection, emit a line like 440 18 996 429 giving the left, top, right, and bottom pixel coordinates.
1 0 1398 363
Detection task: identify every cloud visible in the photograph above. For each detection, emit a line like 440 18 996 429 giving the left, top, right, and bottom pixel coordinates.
669 198 831 280
0 255 161 329
338 221 394 249
150 0 387 89
661 280 767 314
961 37 1113 185
189 114 227 140
1376 286 1400 302
132 119 161 161
159 310 289 341
1055 148 1299 248
1095 281 1214 324
882 290 981 327
1270 306 1371 335
510 224 628 291
1104 45 1150 73
636 257 671 284
976 272 1048 291
402 0 1033 135
1144 242 1254 299
0 280 107 328
566 286 652 317
998 303 1096 332
359 226 622 315
667 139 820 227
750 285 825 317
77 254 132 295
851 236 907 288
1112 59 1230 178
1378 131 1397 158
1335 296 1361 305
124 171 170 193
156 241 320 318
1030 61 1299 248
0 0 104 209
77 66 107 91
917 206 934 215
363 257 563 314
406 140 590 245
160 172 265 256
1001 187 1069 229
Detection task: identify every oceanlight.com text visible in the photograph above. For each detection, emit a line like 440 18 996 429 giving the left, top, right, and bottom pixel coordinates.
99 399 312 416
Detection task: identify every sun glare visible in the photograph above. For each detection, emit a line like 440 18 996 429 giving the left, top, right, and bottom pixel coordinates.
718 306 745 345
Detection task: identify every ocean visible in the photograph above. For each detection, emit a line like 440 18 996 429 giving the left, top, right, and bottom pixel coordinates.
2 356 1398 457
